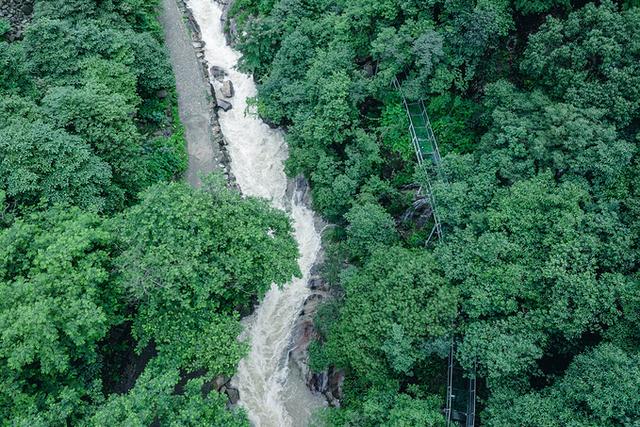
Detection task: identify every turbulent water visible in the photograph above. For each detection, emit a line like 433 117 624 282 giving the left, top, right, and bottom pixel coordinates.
187 1 326 425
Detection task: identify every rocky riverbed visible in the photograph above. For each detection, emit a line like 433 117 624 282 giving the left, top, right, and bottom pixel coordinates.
217 0 345 410
160 0 236 188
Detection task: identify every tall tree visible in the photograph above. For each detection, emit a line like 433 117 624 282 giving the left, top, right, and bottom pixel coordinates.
0 207 117 424
0 119 111 211
521 1 640 128
113 178 300 373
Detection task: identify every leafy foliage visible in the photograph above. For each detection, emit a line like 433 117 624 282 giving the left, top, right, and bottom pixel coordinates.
232 0 640 424
113 179 299 373
314 247 456 382
2 0 640 424
90 361 248 426
0 1 301 425
484 344 640 426
0 207 117 424
0 179 297 425
521 1 640 127
0 118 111 210
317 389 443 427
344 201 398 261
0 0 185 216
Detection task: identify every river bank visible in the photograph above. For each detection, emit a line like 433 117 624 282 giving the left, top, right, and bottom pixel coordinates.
161 0 340 423
185 1 329 425
160 0 235 188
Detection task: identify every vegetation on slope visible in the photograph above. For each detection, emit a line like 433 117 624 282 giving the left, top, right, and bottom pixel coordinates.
0 1 299 425
230 0 640 425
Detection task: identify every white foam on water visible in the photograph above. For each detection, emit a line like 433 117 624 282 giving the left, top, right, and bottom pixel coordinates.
186 1 325 425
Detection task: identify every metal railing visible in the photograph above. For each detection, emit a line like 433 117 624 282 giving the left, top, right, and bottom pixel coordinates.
393 77 475 427
393 78 443 245
445 346 476 427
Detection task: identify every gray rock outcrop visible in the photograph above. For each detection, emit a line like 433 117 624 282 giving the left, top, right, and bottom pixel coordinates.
225 387 240 404
209 65 227 82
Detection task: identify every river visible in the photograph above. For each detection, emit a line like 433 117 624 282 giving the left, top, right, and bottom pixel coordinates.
186 1 326 425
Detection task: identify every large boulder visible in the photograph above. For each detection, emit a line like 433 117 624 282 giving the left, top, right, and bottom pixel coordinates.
221 80 234 98
21 3 33 15
217 99 232 111
209 65 226 82
225 387 240 404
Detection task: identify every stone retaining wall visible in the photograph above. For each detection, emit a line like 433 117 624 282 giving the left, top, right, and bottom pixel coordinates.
175 0 237 188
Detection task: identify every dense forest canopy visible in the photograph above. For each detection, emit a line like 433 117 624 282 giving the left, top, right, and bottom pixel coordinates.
0 0 299 425
1 0 639 425
230 0 640 425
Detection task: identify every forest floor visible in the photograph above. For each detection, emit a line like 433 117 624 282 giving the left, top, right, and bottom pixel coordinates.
159 0 221 187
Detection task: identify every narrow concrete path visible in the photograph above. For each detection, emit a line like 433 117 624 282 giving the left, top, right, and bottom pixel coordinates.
160 0 220 187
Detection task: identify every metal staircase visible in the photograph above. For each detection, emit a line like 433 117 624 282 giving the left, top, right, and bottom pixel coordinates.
393 78 444 245
393 77 476 427
445 347 477 427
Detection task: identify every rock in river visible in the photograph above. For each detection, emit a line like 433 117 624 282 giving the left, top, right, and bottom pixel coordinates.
221 80 234 98
209 65 226 82
226 387 240 405
217 99 232 111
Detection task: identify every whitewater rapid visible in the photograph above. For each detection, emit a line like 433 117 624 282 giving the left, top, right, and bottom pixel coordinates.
186 1 325 425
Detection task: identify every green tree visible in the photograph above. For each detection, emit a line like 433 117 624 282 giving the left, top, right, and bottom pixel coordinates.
82 57 140 108
484 344 640 426
0 19 9 36
23 17 81 81
41 84 144 209
0 41 32 95
441 175 628 380
479 81 634 193
89 361 249 427
0 119 111 211
344 201 399 261
128 31 175 98
314 246 457 386
317 387 443 427
113 178 299 371
513 0 570 15
521 1 640 127
0 207 117 424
